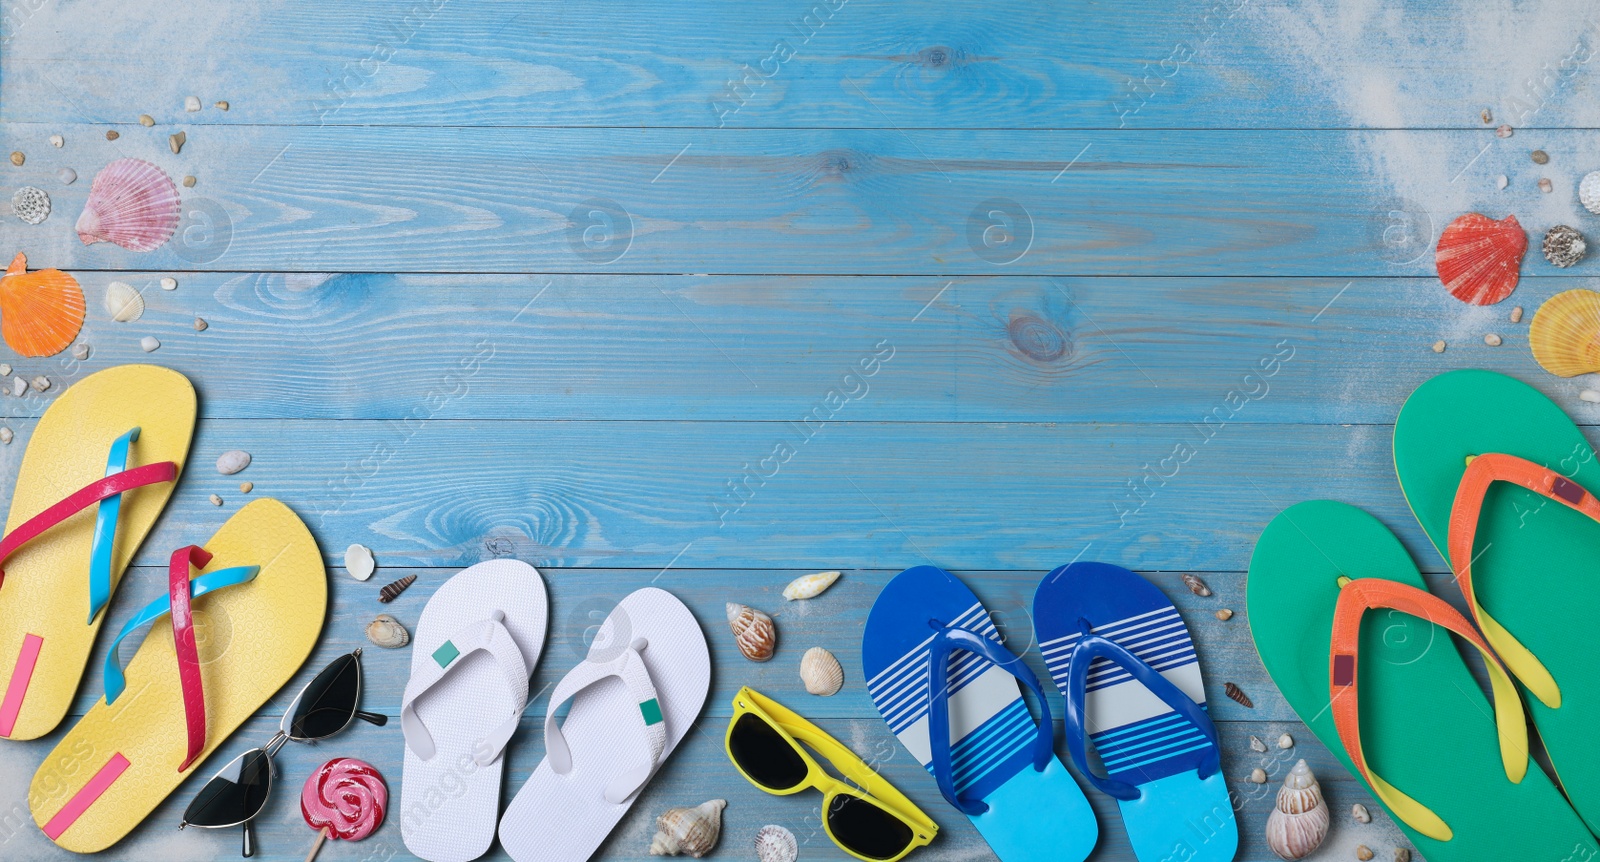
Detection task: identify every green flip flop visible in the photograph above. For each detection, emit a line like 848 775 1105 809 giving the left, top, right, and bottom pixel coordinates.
1248 500 1596 862
1396 368 1600 834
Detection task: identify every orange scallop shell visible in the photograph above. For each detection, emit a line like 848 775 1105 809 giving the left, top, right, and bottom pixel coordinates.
1435 213 1527 305
0 253 85 357
1530 289 1600 377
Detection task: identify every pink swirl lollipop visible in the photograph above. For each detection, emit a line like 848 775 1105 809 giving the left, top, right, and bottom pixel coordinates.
300 757 386 861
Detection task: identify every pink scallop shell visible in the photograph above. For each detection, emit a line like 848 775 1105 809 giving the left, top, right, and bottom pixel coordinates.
75 158 181 252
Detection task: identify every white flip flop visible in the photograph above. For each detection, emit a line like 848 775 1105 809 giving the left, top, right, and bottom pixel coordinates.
498 587 710 862
399 560 549 862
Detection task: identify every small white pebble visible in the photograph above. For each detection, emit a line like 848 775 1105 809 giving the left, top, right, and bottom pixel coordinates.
1277 733 1293 749
194 317 208 331
1249 735 1267 753
1496 174 1508 189
10 376 25 397
140 336 160 352
1540 177 1554 193
214 100 230 111
48 134 63 148
1432 340 1446 353
1581 390 1600 404
0 363 11 376
1249 768 1267 784
72 343 90 361
1511 306 1524 323
185 95 202 112
29 375 49 392
57 167 75 185
1352 803 1371 823
239 481 253 493
0 427 12 444
160 277 177 290
209 493 223 506
1484 333 1503 346
1497 124 1514 137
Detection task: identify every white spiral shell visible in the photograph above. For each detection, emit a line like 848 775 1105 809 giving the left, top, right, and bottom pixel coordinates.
1265 760 1329 861
648 799 724 858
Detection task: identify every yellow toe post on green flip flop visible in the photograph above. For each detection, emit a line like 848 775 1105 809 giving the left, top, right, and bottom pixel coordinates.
1397 368 1600 835
1248 500 1596 862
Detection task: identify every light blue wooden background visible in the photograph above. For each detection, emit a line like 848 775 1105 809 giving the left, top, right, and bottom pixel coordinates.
4 0 1599 860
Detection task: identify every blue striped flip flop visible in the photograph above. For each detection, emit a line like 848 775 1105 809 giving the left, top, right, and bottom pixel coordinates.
1034 562 1236 862
863 565 1097 862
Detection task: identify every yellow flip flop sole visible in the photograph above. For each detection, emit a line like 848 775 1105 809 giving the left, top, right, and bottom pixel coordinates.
0 364 195 741
28 498 326 853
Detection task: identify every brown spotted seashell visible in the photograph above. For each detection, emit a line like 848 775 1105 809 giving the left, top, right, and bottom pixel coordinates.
726 603 776 662
648 799 725 857
1265 760 1329 861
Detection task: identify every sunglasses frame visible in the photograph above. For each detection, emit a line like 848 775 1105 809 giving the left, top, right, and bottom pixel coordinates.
180 649 385 857
726 687 937 862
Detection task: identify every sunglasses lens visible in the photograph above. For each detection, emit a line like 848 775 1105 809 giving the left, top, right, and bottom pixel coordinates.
826 794 915 860
728 713 808 791
183 749 272 828
289 653 359 740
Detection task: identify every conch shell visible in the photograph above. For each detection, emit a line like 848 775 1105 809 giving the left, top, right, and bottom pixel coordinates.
648 799 725 857
1265 759 1329 861
1530 289 1600 377
783 570 840 600
727 602 776 662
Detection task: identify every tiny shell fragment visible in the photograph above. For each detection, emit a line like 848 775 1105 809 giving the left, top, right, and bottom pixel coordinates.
209 493 223 506
48 134 63 148
1357 846 1374 862
1484 333 1502 346
216 450 251 474
1532 149 1549 164
138 114 154 127
194 317 208 331
1278 733 1293 749
11 377 25 397
1495 174 1508 189
1215 608 1233 620
345 543 376 581
185 95 202 112
72 343 89 360
1394 850 1411 862
239 481 253 493
1432 340 1446 353
1249 768 1267 784
8 152 22 166
1582 390 1600 404
105 130 119 140
140 336 160 352
169 131 185 154
1250 735 1267 753
29 376 49 392
1511 306 1524 323
1182 572 1211 596
0 364 10 376
183 176 196 188
214 100 230 111
0 427 12 444
1540 177 1554 193
1352 803 1371 823
1224 682 1253 708
1480 108 1492 124
57 168 76 185
160 277 177 290
1496 124 1513 137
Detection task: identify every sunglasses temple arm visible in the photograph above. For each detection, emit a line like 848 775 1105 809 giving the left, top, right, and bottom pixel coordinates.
355 710 388 727
241 819 256 858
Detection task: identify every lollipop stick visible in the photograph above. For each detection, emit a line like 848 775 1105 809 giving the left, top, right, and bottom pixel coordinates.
303 826 328 862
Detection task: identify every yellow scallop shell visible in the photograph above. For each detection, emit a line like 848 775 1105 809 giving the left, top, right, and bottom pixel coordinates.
1530 289 1600 377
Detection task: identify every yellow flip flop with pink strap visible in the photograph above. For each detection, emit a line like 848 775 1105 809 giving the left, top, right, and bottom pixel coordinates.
0 365 195 741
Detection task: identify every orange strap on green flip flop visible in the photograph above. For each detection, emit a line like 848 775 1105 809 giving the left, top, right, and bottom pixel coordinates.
1447 452 1587 711
1329 576 1529 841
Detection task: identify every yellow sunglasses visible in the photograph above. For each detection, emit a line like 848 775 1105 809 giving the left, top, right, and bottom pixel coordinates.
726 687 937 862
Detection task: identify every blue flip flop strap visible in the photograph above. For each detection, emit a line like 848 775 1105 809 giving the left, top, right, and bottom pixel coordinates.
103 564 259 704
1062 631 1220 801
87 428 141 624
925 623 1054 817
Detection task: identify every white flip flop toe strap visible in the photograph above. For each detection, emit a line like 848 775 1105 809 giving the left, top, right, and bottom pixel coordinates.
543 638 667 804
402 610 530 765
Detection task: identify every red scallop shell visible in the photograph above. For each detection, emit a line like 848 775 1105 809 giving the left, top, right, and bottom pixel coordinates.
1435 213 1527 305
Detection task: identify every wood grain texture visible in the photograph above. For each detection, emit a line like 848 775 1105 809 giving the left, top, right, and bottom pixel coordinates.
0 273 1583 425
4 124 1589 275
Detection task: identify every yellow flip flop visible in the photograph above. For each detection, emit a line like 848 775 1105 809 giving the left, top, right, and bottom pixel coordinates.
28 498 326 853
0 365 195 741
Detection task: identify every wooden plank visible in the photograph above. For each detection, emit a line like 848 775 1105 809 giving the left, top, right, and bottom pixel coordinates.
0 273 1577 425
0 124 1552 275
0 418 1471 573
1 0 1594 131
